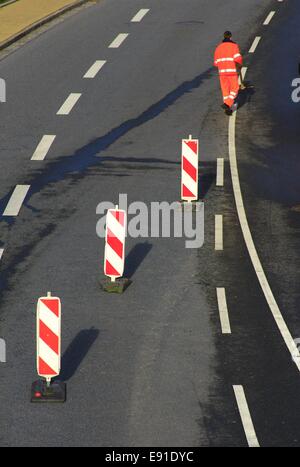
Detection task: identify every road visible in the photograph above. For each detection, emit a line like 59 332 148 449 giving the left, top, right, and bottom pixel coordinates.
0 0 299 447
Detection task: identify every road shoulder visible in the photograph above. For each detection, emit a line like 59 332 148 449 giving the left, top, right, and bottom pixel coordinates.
0 0 91 50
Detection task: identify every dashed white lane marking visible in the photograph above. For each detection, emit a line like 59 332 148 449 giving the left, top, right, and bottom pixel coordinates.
263 11 276 25
233 385 260 447
229 82 300 370
131 8 150 22
241 66 248 81
249 36 261 53
31 135 56 161
3 185 30 216
84 60 106 78
216 158 224 187
109 33 129 48
216 288 231 334
215 215 223 251
0 249 4 260
56 93 81 115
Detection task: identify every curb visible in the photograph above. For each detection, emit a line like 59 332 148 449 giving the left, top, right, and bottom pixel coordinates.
0 0 91 51
0 1 18 9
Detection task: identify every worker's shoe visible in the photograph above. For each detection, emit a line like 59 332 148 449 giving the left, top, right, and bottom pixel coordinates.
221 103 233 115
222 103 233 115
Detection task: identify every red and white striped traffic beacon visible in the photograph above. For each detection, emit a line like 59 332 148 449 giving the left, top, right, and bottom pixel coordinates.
181 135 199 202
102 205 130 293
104 206 126 281
31 292 66 402
37 292 61 382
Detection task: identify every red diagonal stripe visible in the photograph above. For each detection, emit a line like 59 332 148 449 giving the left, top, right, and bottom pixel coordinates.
111 210 125 226
39 320 59 354
107 228 123 258
105 260 121 277
40 299 59 317
185 140 198 154
38 357 57 376
182 184 196 198
182 156 197 182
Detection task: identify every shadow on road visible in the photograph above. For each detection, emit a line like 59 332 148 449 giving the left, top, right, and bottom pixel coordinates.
124 242 153 279
59 328 99 381
199 172 216 199
0 66 214 217
237 82 256 110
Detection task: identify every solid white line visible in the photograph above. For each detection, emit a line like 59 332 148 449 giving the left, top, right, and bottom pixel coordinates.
109 33 129 48
56 93 81 115
249 36 261 53
131 8 149 22
31 135 56 161
216 158 224 187
0 249 4 260
3 185 30 216
233 386 259 447
263 11 276 25
228 72 300 371
215 215 223 251
83 60 106 79
216 288 231 334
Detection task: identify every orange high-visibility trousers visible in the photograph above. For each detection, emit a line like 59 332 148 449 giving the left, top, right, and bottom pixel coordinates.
219 74 239 108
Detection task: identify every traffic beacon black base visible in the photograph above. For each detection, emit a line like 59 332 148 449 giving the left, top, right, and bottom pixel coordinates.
31 379 66 403
100 277 131 294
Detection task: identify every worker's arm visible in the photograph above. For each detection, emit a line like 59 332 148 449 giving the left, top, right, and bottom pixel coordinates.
233 43 243 64
233 45 245 89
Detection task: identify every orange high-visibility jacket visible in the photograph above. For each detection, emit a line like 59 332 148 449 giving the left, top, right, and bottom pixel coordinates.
214 41 243 76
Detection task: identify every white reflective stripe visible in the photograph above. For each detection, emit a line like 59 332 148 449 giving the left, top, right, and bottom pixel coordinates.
39 302 60 335
183 142 198 167
106 211 125 242
38 339 59 374
182 171 197 195
227 95 235 100
223 96 230 99
219 69 237 73
105 244 124 274
233 53 241 58
230 92 237 96
215 57 234 63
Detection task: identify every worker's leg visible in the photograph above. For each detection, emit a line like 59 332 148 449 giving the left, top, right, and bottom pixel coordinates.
227 74 240 105
219 75 233 107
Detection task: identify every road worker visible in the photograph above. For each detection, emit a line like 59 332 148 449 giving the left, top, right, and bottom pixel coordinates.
214 31 243 115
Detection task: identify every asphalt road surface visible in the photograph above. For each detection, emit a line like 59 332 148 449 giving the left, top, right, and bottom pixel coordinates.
0 0 299 447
